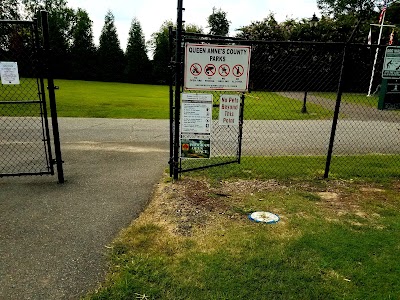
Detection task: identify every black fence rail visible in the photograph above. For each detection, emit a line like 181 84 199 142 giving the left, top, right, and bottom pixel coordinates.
170 30 400 179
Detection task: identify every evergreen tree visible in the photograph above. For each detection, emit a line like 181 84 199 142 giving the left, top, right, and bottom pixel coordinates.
150 20 173 84
125 18 151 83
70 8 96 80
98 10 125 82
207 7 230 36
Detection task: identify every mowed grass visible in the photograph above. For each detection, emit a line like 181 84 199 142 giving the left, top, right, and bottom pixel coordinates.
85 155 400 300
56 80 170 119
191 154 400 182
314 92 379 108
1 79 333 120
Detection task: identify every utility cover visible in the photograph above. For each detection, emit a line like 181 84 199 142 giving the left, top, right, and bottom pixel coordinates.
248 211 280 224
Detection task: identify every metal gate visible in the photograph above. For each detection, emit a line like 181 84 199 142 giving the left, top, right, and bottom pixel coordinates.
169 25 245 179
0 12 64 182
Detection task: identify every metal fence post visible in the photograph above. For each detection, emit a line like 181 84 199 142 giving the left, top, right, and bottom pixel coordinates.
169 26 174 177
324 45 346 179
41 10 65 183
173 0 184 180
324 19 361 179
237 92 245 164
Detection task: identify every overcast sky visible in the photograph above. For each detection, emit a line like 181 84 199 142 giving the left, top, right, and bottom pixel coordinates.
67 0 320 51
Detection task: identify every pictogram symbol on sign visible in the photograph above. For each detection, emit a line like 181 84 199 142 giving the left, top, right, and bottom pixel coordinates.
232 64 244 77
219 64 230 77
204 64 216 76
190 63 202 76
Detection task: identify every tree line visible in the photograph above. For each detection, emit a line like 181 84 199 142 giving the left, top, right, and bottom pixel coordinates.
0 0 399 84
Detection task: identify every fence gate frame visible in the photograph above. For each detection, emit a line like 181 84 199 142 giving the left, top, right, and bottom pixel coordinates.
0 11 64 183
169 1 247 180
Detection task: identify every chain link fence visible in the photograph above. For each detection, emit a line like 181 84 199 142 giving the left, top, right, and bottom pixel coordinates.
0 20 53 176
171 35 400 179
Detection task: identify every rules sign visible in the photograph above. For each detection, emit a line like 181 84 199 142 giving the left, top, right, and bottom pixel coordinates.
382 46 400 79
184 43 251 91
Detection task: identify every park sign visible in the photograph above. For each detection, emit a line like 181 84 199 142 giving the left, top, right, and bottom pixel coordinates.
184 43 251 91
382 46 400 79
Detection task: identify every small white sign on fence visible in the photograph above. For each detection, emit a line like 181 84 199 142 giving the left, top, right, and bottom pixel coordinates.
0 62 20 85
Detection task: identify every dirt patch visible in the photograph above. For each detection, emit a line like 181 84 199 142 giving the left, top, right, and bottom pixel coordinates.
145 178 399 236
317 192 339 201
360 187 385 193
144 178 285 237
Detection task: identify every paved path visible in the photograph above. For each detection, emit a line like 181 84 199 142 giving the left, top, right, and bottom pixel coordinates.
0 118 169 300
278 92 400 122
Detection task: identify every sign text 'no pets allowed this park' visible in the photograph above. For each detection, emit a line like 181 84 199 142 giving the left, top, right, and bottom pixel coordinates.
184 43 251 91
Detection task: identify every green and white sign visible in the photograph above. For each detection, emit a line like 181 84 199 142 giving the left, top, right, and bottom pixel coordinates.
382 46 400 79
180 93 213 159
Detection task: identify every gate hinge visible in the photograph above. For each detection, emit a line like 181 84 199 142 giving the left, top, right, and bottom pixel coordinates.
47 86 60 90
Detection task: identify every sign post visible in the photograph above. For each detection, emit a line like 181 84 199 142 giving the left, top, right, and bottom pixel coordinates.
184 43 251 91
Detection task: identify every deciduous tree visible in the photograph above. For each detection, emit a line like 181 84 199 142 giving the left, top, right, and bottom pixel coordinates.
23 0 75 78
316 0 379 18
0 0 21 19
207 7 230 36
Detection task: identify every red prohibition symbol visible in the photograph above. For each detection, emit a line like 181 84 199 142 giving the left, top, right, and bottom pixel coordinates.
190 63 202 76
232 64 244 77
219 64 230 77
204 64 216 76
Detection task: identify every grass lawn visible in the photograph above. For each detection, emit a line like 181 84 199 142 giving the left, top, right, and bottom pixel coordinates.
314 92 379 108
85 155 400 300
55 80 170 119
1 79 333 120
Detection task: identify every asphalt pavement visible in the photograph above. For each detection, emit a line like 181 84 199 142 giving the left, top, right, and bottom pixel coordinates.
0 118 169 299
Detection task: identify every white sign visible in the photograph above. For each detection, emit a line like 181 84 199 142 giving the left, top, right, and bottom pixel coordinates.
184 43 251 91
181 93 213 134
382 46 400 79
0 62 20 85
219 94 241 126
